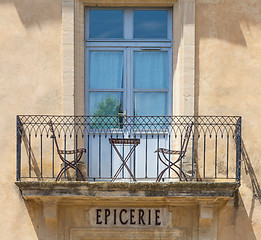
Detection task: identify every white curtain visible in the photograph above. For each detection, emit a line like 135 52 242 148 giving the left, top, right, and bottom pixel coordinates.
135 92 167 116
134 51 167 89
134 51 168 116
89 51 123 89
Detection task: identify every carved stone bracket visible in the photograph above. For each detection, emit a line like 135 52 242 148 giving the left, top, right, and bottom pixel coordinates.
42 199 58 240
198 200 217 240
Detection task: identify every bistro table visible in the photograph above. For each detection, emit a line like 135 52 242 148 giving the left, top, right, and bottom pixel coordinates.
109 138 140 182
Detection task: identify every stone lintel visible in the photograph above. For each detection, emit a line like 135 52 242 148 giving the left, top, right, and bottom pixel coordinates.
16 182 239 201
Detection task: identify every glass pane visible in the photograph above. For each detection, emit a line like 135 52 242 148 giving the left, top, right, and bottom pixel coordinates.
89 51 123 89
89 10 123 38
134 93 167 116
134 10 168 38
134 52 168 89
90 92 123 116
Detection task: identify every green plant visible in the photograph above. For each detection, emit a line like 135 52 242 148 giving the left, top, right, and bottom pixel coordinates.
90 97 123 129
94 97 122 116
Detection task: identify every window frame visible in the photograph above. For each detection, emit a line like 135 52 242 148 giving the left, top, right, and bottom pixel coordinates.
84 7 173 117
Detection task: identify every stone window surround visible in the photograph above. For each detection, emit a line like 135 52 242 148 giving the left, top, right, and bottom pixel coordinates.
62 0 195 117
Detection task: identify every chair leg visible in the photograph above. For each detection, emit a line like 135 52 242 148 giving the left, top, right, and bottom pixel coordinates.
157 151 188 182
56 161 84 181
156 166 182 182
56 166 84 181
172 163 188 181
156 151 183 182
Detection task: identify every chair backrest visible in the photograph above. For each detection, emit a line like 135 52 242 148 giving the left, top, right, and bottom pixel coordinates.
48 120 61 154
180 123 193 158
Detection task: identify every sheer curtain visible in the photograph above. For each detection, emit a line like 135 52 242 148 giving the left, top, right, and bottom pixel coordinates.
134 51 168 116
134 51 167 89
89 51 123 89
135 92 167 116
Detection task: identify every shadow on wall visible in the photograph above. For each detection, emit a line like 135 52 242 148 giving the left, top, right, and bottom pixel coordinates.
0 0 61 30
24 199 42 240
242 140 261 202
21 133 42 181
218 139 260 240
194 0 261 115
195 0 260 47
218 191 257 240
241 140 261 220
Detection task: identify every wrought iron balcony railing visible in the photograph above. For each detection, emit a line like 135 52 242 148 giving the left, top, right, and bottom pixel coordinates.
16 115 242 183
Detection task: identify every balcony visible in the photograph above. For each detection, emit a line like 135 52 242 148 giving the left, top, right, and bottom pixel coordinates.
15 114 242 240
16 115 242 184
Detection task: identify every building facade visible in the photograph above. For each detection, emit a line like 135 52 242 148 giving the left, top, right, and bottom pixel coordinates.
0 0 261 239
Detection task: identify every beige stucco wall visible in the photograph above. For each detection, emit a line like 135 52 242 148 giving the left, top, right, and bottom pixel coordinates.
196 0 261 239
0 0 261 239
0 0 62 239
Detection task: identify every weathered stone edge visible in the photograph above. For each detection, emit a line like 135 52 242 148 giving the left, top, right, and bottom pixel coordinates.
15 181 239 198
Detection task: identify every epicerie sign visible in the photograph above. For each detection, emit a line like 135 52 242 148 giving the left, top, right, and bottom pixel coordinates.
88 208 171 227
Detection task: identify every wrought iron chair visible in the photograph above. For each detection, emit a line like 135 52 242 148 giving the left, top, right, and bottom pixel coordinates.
155 123 193 182
48 121 86 181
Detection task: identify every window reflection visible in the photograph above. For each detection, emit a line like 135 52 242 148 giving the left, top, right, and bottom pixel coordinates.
89 92 124 129
134 10 168 38
90 92 123 116
89 10 123 38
